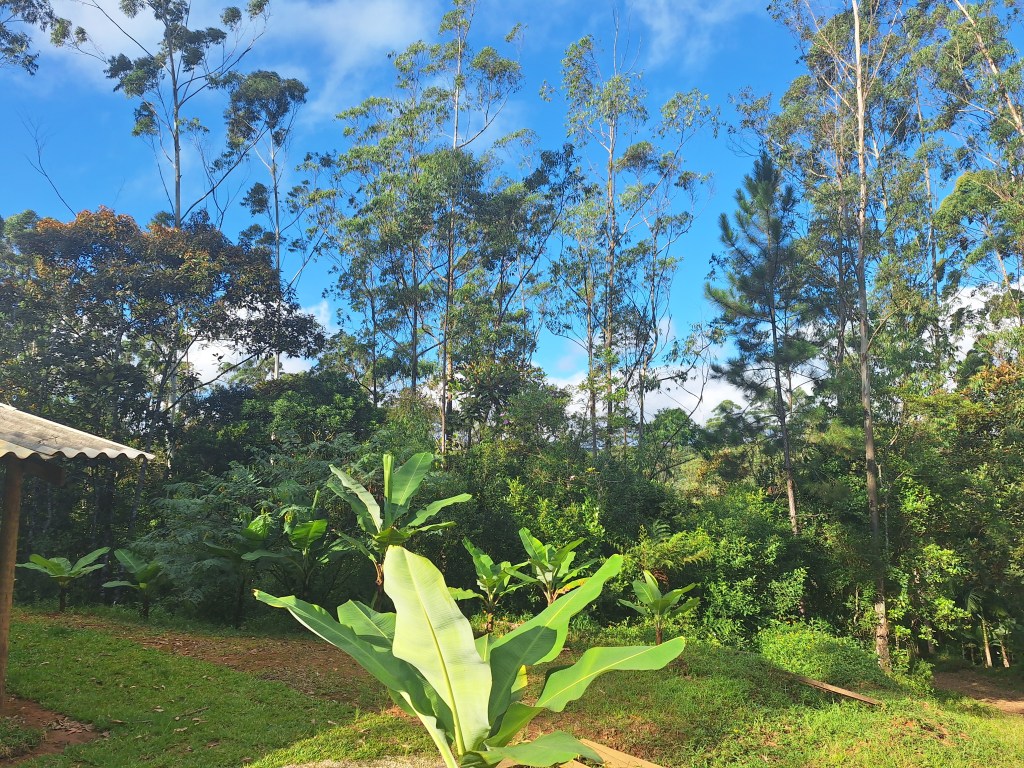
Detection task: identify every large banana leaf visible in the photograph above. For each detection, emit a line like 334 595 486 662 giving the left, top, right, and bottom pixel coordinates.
336 600 396 647
328 465 382 530
484 701 543 748
412 521 458 534
535 637 686 711
487 555 622 722
101 579 139 590
288 518 328 550
240 548 288 562
113 549 145 574
477 730 601 767
255 591 445 726
387 452 434 511
384 547 492 757
18 556 66 576
72 547 110 571
407 493 472 527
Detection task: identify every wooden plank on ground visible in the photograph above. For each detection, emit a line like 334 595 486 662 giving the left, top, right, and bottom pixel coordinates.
791 674 883 706
579 739 666 768
495 739 658 768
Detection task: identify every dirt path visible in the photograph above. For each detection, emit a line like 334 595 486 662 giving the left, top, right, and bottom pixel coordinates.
0 697 100 765
932 670 1024 715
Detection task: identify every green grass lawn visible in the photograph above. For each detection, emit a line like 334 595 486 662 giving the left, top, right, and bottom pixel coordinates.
0 715 43 759
3 609 1022 767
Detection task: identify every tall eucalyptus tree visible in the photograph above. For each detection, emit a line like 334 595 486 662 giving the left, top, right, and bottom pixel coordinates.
0 0 72 72
303 1 564 450
224 69 309 379
768 0 919 665
923 0 1024 338
549 26 715 453
72 0 270 227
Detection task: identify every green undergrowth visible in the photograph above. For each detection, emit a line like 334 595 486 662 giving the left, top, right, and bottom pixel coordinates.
756 622 905 689
540 638 1024 767
5 612 1023 768
935 654 1024 686
0 716 43 760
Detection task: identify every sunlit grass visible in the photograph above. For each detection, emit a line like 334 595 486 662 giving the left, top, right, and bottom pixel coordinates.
7 618 351 767
4 611 1023 767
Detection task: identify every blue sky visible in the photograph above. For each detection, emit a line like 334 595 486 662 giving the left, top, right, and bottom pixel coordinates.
0 0 802 418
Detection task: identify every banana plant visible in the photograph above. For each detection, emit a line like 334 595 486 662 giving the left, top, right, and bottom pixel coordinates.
257 547 685 768
17 547 109 612
455 538 529 633
102 549 169 620
232 491 348 602
203 513 278 628
516 527 596 606
327 452 471 607
618 569 699 645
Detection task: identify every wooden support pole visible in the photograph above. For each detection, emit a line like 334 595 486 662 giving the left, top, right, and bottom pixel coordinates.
0 458 25 710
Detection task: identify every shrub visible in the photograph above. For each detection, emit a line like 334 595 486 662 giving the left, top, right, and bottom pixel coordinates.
757 622 892 689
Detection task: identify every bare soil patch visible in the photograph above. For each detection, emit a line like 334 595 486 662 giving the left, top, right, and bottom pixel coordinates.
933 670 1024 715
0 696 102 765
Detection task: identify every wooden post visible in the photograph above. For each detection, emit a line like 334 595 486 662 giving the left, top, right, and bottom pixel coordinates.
0 458 24 710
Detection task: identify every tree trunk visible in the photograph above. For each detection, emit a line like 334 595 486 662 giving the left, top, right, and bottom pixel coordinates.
604 114 619 453
0 460 25 709
852 0 890 668
950 0 1024 140
233 576 248 630
271 144 283 381
588 314 598 455
981 617 993 668
770 297 799 535
411 246 420 396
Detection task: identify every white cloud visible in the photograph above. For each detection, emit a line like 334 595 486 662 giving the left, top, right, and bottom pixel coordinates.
626 0 763 71
540 362 745 425
642 371 746 425
41 1 185 88
256 0 437 124
303 298 339 335
186 298 333 384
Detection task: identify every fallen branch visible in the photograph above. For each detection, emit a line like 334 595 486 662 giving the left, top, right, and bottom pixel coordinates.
789 673 883 706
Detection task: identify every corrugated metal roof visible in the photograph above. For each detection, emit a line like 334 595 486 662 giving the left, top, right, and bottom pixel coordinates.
0 403 154 462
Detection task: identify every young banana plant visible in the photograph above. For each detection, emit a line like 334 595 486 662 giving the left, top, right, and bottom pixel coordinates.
516 527 596 606
257 548 685 768
17 547 109 612
618 569 699 645
327 452 471 607
102 549 168 620
455 538 528 633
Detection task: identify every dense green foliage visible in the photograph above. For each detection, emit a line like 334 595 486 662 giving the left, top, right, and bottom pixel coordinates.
3 0 1023 710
